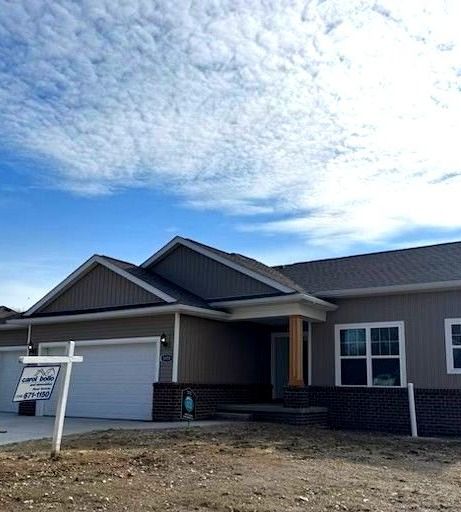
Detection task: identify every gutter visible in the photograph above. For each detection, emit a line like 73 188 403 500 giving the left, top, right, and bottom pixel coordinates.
317 279 461 299
210 293 337 311
7 304 230 326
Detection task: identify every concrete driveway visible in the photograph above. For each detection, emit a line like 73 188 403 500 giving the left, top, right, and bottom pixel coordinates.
0 413 225 446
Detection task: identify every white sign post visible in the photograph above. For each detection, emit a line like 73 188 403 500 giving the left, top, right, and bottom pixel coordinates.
18 341 83 457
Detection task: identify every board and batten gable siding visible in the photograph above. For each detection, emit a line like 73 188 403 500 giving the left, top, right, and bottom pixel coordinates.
41 264 164 314
148 245 278 300
311 289 461 389
30 315 175 382
178 315 271 384
0 329 28 347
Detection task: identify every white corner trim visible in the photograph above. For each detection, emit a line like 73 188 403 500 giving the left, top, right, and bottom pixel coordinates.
141 236 295 294
445 318 461 374
23 255 177 317
334 321 407 388
172 313 180 382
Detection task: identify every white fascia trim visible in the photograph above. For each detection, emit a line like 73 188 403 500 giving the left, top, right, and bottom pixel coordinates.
318 280 461 298
141 236 295 294
23 255 177 317
210 293 336 311
8 305 230 326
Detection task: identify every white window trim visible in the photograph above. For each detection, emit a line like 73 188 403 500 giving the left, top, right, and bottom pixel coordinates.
445 318 461 374
335 321 406 387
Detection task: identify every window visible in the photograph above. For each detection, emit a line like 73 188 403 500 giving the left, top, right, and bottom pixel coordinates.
444 319 461 373
335 322 406 387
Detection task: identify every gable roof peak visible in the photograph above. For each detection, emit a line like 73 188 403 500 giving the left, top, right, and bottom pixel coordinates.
142 236 298 294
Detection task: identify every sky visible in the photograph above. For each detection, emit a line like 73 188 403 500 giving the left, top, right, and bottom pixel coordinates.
1 0 461 310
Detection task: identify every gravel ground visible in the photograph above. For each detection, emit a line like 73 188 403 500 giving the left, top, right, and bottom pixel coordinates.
1 423 461 511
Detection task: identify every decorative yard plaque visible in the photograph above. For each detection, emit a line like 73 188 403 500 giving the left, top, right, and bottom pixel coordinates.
181 388 197 421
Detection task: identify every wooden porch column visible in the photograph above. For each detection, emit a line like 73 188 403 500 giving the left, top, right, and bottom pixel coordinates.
288 315 304 387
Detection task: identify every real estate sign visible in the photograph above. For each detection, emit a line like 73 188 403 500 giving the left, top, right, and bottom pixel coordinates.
13 365 61 402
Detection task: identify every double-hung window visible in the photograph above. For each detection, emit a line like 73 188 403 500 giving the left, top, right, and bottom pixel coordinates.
445 319 461 373
335 322 406 387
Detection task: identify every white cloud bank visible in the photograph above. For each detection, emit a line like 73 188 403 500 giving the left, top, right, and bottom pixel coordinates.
1 0 461 247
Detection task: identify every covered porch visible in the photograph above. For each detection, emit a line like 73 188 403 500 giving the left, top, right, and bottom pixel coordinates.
213 314 326 424
213 293 337 416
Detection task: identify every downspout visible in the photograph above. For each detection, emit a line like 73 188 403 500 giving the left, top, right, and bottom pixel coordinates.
26 323 32 355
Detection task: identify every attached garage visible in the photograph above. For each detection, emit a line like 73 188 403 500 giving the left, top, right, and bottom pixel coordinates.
37 337 160 421
0 347 26 413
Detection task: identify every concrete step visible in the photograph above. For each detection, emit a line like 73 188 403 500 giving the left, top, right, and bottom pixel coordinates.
216 403 329 427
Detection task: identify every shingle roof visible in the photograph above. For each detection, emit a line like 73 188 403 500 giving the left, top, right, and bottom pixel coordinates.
274 241 461 294
0 306 20 323
98 255 216 309
186 239 303 293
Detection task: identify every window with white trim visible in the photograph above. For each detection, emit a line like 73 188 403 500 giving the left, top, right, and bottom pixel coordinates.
335 322 406 387
444 319 461 373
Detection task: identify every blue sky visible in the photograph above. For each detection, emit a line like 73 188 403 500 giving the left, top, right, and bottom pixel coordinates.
1 1 461 309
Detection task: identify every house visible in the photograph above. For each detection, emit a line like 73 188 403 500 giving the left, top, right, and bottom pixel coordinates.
2 236 461 436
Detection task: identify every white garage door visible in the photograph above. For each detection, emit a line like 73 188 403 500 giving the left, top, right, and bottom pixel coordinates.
40 339 159 420
0 348 26 413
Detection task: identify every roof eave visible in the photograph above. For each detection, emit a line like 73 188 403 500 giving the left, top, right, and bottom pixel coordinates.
210 293 337 311
316 279 461 298
9 304 230 325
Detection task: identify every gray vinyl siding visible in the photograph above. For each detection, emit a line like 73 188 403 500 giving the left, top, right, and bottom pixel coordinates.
178 315 270 384
0 329 28 347
311 290 461 389
149 245 277 300
30 315 175 382
42 264 163 314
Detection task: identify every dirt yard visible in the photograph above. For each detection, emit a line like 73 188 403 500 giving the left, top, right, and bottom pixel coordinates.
0 423 460 511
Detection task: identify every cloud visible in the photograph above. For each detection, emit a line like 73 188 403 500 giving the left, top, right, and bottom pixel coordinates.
1 0 461 246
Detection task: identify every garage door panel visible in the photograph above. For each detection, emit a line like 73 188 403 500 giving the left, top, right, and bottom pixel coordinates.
70 363 155 381
41 340 158 421
0 349 25 413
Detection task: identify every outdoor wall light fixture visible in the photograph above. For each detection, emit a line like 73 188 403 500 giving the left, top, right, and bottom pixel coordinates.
160 333 168 346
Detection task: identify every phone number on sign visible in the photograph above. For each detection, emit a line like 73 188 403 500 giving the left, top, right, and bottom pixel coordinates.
22 391 51 400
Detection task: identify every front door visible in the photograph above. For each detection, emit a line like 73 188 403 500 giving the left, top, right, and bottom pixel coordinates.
271 332 309 400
